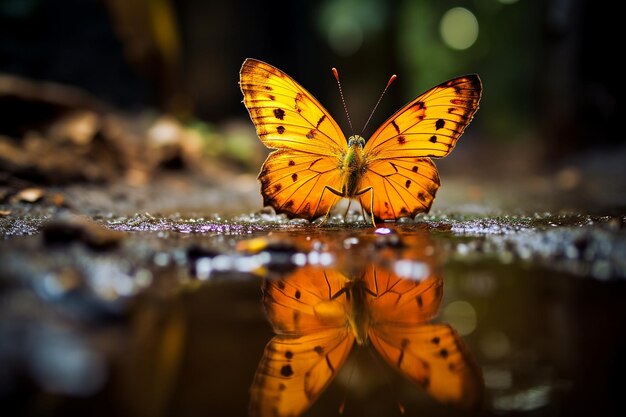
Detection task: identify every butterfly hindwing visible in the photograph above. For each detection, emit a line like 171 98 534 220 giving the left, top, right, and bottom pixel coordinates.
364 264 443 326
357 157 441 220
259 150 343 220
262 267 350 334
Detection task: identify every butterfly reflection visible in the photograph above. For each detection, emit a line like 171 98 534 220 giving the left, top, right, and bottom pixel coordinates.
250 261 483 417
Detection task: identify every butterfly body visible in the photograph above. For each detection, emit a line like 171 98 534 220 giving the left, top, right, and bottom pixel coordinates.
331 276 372 346
240 59 482 225
341 135 367 199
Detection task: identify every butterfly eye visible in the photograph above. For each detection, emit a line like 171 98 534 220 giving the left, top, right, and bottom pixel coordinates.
347 135 365 149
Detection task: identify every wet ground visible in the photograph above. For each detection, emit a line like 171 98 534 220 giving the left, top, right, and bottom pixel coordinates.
1 168 626 417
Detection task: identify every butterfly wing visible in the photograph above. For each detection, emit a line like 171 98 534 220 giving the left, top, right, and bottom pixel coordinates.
370 324 483 410
364 265 483 410
360 75 482 219
250 331 354 417
257 150 344 220
364 264 443 326
240 59 347 219
250 267 355 417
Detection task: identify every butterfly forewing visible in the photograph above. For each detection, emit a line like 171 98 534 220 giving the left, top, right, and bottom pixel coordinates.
240 59 346 154
250 330 354 417
364 75 482 160
369 324 484 411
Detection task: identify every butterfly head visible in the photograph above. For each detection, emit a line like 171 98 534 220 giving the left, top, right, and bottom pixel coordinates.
347 135 366 149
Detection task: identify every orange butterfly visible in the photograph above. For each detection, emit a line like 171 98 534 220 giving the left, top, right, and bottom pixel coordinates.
239 59 482 226
249 264 484 417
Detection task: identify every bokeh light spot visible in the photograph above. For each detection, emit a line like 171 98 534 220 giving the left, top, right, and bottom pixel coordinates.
442 300 477 335
327 17 363 56
439 7 479 50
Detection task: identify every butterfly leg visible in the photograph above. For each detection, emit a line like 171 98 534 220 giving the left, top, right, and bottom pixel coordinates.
315 185 346 226
343 199 353 222
355 186 375 227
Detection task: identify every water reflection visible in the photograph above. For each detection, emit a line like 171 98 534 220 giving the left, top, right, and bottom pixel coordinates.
250 240 484 417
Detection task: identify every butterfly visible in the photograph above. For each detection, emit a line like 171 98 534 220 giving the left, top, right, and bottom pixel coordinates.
239 58 482 226
249 264 484 417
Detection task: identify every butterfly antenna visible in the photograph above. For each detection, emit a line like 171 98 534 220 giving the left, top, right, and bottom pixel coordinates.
332 68 354 135
360 74 397 137
338 356 358 414
366 346 406 415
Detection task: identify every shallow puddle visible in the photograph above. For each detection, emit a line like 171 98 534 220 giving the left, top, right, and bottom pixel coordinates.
1 213 625 416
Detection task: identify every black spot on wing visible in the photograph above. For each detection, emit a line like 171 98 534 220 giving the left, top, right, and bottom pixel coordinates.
429 135 437 143
292 173 298 182
391 120 400 134
277 126 285 134
280 365 294 377
397 136 406 145
435 119 445 130
316 114 326 128
273 108 285 120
